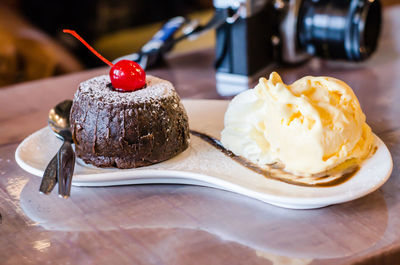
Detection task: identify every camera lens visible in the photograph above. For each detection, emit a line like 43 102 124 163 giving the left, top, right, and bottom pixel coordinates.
298 0 381 61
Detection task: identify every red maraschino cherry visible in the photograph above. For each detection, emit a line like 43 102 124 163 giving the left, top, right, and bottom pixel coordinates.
110 60 146 92
63 29 146 92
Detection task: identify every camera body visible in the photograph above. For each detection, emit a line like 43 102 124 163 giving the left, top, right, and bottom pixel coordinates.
213 0 381 95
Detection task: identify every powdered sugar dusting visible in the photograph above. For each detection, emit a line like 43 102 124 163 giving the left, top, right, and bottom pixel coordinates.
75 75 176 104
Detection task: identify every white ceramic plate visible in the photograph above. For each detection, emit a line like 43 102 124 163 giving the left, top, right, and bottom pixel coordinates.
15 100 393 209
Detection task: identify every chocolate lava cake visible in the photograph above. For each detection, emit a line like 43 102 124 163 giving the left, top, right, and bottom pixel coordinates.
70 75 190 168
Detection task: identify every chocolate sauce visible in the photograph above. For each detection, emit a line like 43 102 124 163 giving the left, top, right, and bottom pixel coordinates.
190 130 359 187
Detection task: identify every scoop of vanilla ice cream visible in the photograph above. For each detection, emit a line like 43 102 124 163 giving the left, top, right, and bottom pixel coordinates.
221 72 373 175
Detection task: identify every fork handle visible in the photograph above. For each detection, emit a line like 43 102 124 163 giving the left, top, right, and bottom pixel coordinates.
57 140 75 198
39 154 58 194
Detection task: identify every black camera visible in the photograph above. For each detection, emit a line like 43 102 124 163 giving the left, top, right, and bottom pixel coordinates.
213 0 382 95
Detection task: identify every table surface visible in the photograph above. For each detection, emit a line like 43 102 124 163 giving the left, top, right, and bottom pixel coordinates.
1 6 400 265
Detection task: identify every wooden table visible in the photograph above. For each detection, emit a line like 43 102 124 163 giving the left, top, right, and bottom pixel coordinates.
1 6 400 265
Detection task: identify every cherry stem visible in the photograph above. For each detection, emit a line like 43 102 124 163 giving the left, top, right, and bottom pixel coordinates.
63 29 114 67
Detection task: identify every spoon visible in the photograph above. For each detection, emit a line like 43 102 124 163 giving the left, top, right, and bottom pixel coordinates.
39 100 75 198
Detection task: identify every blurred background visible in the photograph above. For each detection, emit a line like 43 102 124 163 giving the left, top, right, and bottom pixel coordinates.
0 0 398 87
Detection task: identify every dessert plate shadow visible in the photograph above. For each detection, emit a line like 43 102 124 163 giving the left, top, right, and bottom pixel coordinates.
15 100 393 209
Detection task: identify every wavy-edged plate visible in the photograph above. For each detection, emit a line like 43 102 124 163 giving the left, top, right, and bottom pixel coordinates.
15 100 393 209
